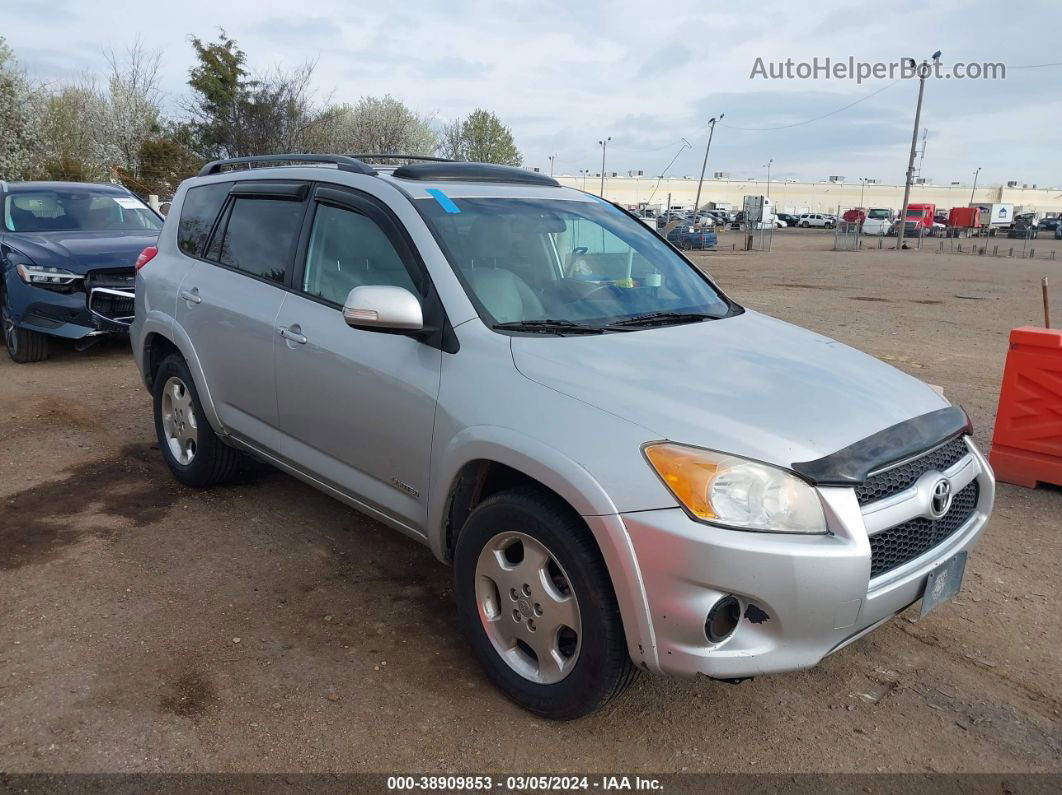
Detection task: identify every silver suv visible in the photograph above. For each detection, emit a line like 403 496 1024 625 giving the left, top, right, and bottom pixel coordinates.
131 154 994 719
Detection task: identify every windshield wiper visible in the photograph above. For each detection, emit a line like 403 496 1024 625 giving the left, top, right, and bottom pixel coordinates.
492 319 606 335
606 311 720 329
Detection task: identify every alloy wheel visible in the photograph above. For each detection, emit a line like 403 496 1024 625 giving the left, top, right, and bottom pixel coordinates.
474 531 582 684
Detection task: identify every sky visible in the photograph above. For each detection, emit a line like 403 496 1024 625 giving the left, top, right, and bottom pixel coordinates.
3 0 1060 188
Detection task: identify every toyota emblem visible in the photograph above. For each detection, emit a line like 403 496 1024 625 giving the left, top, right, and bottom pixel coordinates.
930 478 953 519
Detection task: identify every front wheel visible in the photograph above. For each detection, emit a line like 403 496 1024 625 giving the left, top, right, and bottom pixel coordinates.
2 292 49 363
152 353 242 487
801 221 809 227
454 488 638 720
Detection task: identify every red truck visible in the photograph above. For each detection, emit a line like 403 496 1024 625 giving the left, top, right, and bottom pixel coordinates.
947 206 982 237
902 203 936 236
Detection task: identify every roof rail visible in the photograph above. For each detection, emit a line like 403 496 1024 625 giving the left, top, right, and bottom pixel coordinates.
391 162 560 187
197 154 377 177
350 154 454 164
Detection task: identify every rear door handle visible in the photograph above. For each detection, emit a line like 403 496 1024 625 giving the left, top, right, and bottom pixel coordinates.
179 288 201 304
278 325 307 345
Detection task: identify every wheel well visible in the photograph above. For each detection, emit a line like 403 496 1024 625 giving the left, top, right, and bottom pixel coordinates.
443 460 583 561
144 333 181 387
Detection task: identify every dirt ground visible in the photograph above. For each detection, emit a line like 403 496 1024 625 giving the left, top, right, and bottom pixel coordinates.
1 229 1060 774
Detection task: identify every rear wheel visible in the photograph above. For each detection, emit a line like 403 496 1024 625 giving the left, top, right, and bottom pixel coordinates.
1 291 49 363
153 353 242 487
454 487 638 720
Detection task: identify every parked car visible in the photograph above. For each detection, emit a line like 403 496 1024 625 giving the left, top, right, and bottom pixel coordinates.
776 213 802 227
862 208 894 236
1007 220 1039 239
132 153 995 720
1037 217 1060 232
1 181 162 363
666 224 718 250
1055 225 1062 240
797 213 835 228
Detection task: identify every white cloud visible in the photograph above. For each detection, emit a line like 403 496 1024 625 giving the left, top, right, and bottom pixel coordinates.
1 0 1058 186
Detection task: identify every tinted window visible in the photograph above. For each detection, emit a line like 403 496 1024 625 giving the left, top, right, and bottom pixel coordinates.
178 183 230 256
302 203 417 305
215 198 305 284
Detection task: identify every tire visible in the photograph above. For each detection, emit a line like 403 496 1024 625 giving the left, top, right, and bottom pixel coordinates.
680 240 693 251
152 353 242 487
453 487 638 720
801 221 809 228
1 291 50 363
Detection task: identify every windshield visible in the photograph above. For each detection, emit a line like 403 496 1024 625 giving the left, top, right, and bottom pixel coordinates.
867 209 890 219
905 208 925 218
4 190 162 233
416 196 734 327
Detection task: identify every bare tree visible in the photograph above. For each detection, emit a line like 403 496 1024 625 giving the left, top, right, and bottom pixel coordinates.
438 118 465 160
94 41 163 176
316 95 437 156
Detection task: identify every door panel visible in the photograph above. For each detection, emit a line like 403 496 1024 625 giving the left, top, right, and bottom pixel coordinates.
176 260 287 452
275 192 442 530
275 295 441 528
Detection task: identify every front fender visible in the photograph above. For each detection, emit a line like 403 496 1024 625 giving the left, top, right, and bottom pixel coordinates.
428 426 660 672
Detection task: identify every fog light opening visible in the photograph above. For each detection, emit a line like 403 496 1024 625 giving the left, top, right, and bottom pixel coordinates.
705 595 741 644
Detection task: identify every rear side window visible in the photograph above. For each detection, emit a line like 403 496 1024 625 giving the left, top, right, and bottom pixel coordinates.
177 183 230 257
215 198 305 284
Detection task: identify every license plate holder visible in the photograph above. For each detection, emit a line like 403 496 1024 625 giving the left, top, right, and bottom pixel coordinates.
920 551 968 617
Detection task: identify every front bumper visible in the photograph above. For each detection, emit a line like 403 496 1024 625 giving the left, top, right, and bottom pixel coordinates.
621 439 994 679
5 269 134 340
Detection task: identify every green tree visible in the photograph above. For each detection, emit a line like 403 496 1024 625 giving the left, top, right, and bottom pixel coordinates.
186 30 249 158
459 109 521 165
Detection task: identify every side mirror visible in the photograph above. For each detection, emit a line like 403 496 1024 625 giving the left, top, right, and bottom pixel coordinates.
342 285 423 332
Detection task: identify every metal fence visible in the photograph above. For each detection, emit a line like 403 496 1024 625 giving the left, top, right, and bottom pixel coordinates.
827 226 1059 260
742 222 773 252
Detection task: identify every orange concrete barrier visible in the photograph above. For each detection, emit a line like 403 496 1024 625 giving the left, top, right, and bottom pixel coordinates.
989 326 1062 488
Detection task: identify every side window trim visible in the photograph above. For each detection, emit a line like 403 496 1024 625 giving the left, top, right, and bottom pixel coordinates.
292 184 427 305
199 184 311 290
289 182 459 354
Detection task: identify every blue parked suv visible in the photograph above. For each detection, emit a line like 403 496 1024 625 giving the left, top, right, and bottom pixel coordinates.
1 181 162 362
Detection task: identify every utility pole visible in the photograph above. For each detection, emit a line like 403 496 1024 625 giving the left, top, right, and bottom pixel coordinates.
765 158 773 198
896 51 940 250
859 177 869 208
970 167 981 204
598 138 611 197
693 114 723 215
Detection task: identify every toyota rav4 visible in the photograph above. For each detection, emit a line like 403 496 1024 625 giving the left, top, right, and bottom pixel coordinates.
131 154 995 719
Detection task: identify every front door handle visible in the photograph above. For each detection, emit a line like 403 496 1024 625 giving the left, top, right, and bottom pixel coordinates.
179 287 201 304
278 325 307 345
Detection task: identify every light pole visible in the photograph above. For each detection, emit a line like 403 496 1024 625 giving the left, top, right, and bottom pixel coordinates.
548 154 557 177
693 114 723 215
970 167 981 204
579 169 588 190
859 177 870 208
896 50 941 249
598 138 611 197
764 158 773 198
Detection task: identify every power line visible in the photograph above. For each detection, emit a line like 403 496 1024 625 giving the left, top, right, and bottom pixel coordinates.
720 80 900 131
1009 61 1062 69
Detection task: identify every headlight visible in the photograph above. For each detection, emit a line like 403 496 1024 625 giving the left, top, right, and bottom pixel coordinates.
15 263 83 286
644 443 828 534
15 263 83 287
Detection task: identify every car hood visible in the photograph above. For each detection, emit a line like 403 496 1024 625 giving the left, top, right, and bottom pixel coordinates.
510 310 948 470
3 230 157 272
